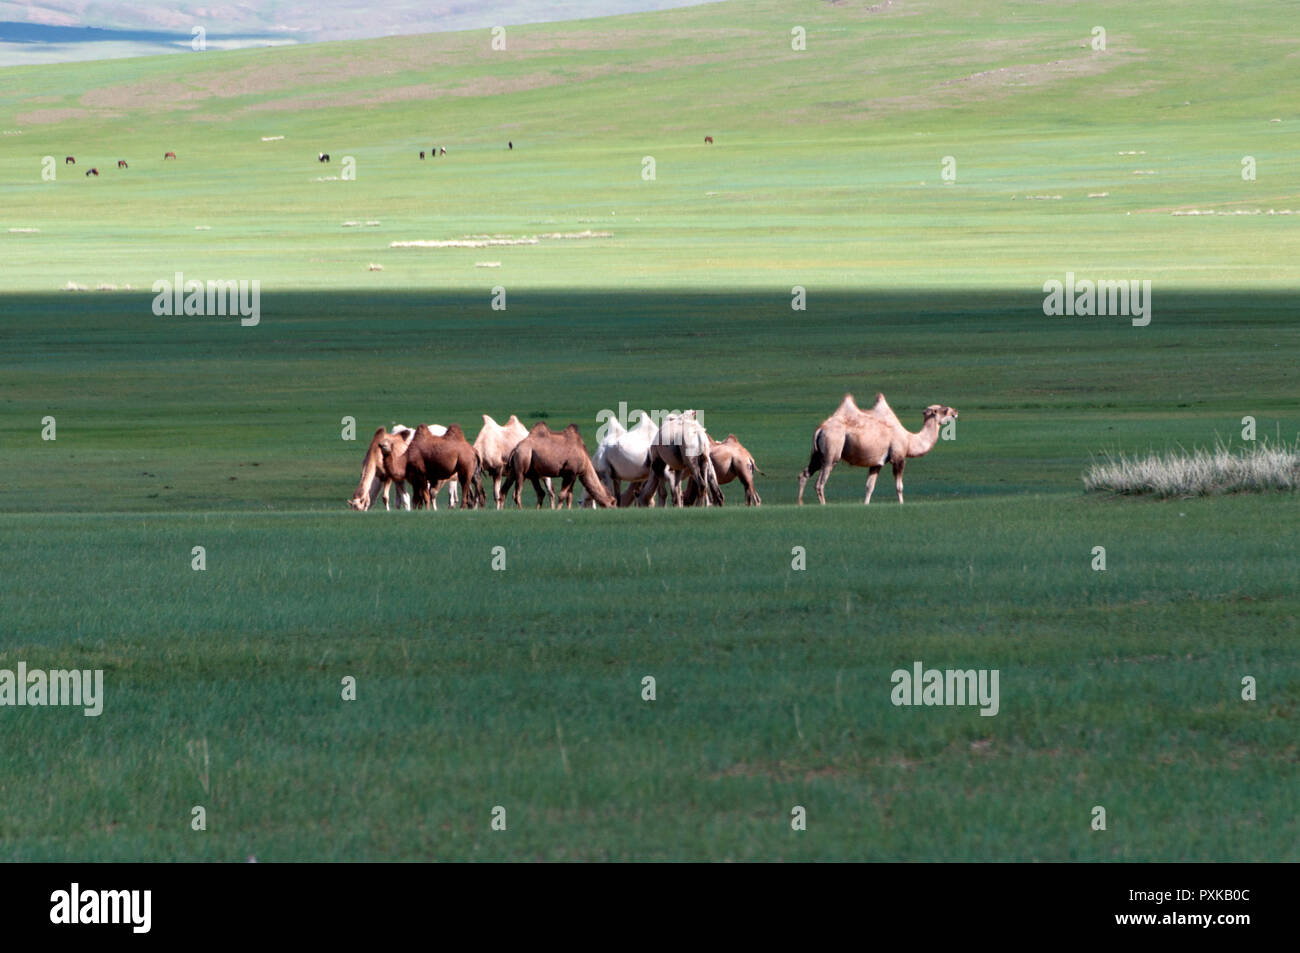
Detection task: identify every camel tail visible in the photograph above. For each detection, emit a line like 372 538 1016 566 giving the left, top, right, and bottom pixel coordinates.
807 427 828 471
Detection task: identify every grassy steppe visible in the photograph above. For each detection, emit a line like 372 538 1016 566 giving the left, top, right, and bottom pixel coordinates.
0 0 1296 860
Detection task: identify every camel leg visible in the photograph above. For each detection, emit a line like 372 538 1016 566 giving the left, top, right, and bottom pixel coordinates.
864 465 882 504
380 479 390 511
492 473 504 510
668 470 685 507
740 471 760 506
557 475 576 508
544 477 557 508
529 474 547 508
797 446 823 505
637 468 661 506
814 459 835 505
893 459 906 504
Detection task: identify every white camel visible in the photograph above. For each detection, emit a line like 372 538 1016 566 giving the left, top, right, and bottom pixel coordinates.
638 410 724 507
592 412 660 505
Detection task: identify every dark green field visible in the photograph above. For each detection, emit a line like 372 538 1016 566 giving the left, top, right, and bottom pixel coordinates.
1 0 1297 860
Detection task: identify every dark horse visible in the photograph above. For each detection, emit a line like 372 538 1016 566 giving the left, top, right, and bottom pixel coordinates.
117 160 128 169
64 156 75 165
419 151 426 159
704 135 713 144
318 152 330 163
85 168 99 176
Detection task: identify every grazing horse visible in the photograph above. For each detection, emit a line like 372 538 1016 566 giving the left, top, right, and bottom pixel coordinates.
85 168 99 177
318 152 330 163
439 146 446 156
419 151 425 159
164 151 176 159
508 141 513 150
117 160 128 169
704 135 714 144
64 156 75 165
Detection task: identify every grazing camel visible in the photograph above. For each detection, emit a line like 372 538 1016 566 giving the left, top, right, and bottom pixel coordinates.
498 423 615 509
347 424 461 511
348 426 415 511
473 414 554 509
378 424 483 510
638 411 724 507
592 412 659 506
683 434 764 506
796 392 958 505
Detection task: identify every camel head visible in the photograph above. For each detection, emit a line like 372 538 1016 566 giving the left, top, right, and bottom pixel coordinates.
346 494 368 510
378 437 394 457
923 405 959 425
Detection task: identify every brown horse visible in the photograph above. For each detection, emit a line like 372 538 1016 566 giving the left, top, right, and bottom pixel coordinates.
164 151 176 159
378 424 483 510
704 136 714 144
117 160 128 169
498 423 615 509
64 156 75 165
85 168 99 177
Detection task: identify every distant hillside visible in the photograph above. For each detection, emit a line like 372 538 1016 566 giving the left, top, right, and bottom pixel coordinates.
0 1 724 65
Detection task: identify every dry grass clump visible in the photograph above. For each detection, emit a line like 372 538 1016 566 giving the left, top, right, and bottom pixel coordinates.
1084 441 1299 497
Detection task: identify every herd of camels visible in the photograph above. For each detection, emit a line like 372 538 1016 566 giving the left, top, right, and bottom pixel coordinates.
347 392 958 511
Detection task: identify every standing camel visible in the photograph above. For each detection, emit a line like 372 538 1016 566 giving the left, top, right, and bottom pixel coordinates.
638 411 724 507
378 424 483 510
797 393 958 504
592 412 659 506
473 414 554 509
498 423 615 509
683 434 764 506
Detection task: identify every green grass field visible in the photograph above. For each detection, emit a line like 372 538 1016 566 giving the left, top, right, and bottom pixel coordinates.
1 0 1296 860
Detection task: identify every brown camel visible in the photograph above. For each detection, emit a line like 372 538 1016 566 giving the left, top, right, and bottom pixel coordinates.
797 393 958 505
683 434 764 506
348 426 414 511
473 414 555 510
498 423 615 509
379 424 484 509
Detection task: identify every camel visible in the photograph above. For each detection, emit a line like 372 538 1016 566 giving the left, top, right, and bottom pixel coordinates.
348 426 415 511
473 414 554 510
682 434 764 506
347 424 460 511
637 411 724 507
498 423 615 509
796 393 958 505
592 412 659 506
378 424 484 510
